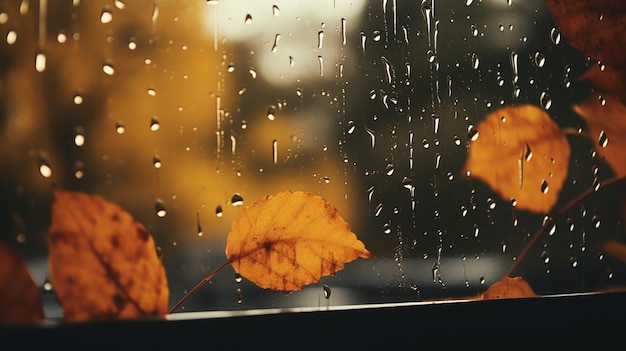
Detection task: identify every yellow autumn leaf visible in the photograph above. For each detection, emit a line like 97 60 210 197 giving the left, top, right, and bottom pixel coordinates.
480 276 536 300
463 105 570 213
225 191 374 292
47 188 169 322
0 244 44 325
573 93 626 177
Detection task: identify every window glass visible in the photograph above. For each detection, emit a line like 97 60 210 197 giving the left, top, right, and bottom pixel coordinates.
1 0 625 317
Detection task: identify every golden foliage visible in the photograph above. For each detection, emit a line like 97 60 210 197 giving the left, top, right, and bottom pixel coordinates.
463 105 570 213
225 191 374 292
480 276 536 300
573 94 626 177
47 189 169 322
545 0 626 102
0 245 44 325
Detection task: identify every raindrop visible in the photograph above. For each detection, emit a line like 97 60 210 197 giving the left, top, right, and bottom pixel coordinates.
460 205 468 217
271 34 280 53
426 50 436 63
196 210 203 237
272 4 280 16
115 1 125 10
550 27 561 45
249 68 257 78
155 199 167 218
267 105 276 120
147 87 156 96
272 139 278 164
541 179 549 194
479 276 485 285
510 51 519 83
471 53 479 69
231 193 244 206
383 222 392 235
346 120 356 134
318 56 324 76
236 288 243 304
115 121 125 134
235 273 242 283
422 139 430 149
153 155 162 169
341 18 347 46
360 31 366 53
74 127 85 147
322 284 331 299
598 130 608 147
543 216 556 235
470 24 479 37
244 14 253 25
74 161 84 179
487 198 496 210
215 204 223 217
402 177 413 190
592 215 601 228
467 125 479 141
6 30 17 45
539 91 552 110
150 116 160 131
35 52 46 72
38 154 52 178
385 163 395 176
524 142 533 161
317 30 324 49
100 7 113 24
534 52 545 67
42 278 53 292
103 62 115 75
73 94 83 105
374 203 383 217
373 30 381 42
151 2 159 23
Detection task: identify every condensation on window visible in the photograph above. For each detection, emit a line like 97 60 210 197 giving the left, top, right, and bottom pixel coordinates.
1 0 624 317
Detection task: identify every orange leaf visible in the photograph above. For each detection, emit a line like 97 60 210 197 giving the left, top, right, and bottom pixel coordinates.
47 189 169 322
480 276 536 300
463 105 570 213
0 244 44 325
545 0 626 102
573 93 626 177
225 191 374 292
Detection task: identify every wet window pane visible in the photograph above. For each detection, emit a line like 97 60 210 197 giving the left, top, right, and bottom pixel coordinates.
1 0 625 318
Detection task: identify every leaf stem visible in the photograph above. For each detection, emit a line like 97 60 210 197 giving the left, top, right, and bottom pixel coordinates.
507 174 626 277
168 259 233 314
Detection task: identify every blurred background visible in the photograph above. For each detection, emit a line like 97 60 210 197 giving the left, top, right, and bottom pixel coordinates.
1 0 625 317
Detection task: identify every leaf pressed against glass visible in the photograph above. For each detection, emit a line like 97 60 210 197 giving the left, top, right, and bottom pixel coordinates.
463 105 570 213
480 276 536 300
573 93 626 177
225 191 374 292
47 189 169 322
0 245 44 325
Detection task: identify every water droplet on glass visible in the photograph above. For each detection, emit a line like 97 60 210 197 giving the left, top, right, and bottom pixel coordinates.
592 215 601 228
466 0 473 6
236 288 243 304
541 179 549 194
540 91 552 109
383 222 392 235
244 13 253 25
426 50 436 63
74 127 85 147
598 130 608 147
42 278 53 292
6 30 17 45
267 105 276 121
374 203 383 217
385 164 394 176
151 2 159 23
196 210 203 237
73 93 83 105
317 30 324 49
550 27 561 45
272 4 280 16
543 216 556 235
74 161 84 179
147 87 156 96
373 30 381 42
471 53 479 69
153 155 162 169
271 34 280 52
322 284 331 299
35 52 46 72
155 199 167 218
471 24 479 37
534 52 545 67
479 276 485 285
103 62 115 75
149 116 160 131
100 7 113 24
231 193 244 206
215 204 223 217
346 120 356 134
467 125 479 141
38 154 52 178
249 68 257 78
115 121 125 134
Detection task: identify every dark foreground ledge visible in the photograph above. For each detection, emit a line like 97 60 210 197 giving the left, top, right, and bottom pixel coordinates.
2 291 625 349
